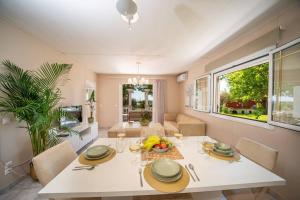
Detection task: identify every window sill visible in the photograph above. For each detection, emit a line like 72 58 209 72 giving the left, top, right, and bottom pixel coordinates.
192 108 210 113
209 113 274 130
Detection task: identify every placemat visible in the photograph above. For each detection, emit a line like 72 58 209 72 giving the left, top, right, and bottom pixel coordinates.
141 146 184 161
78 148 116 165
202 142 240 162
143 163 190 193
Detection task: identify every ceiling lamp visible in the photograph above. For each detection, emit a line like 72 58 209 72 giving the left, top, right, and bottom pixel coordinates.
128 62 149 85
116 0 139 30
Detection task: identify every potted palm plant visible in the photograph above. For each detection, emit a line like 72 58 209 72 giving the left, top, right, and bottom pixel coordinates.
87 90 96 123
0 60 72 179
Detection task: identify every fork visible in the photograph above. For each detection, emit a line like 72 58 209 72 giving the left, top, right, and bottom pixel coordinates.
139 168 143 187
72 166 95 171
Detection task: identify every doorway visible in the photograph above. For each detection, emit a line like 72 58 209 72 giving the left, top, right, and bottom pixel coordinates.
122 84 153 122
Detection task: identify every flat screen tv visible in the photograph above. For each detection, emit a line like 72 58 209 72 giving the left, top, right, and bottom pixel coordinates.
59 105 82 128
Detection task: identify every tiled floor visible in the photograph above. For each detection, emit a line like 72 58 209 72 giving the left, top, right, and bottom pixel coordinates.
0 177 46 200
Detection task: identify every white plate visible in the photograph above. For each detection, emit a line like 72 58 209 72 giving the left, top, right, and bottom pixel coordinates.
151 158 181 178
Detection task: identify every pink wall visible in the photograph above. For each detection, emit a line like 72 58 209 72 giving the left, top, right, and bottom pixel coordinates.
179 3 300 200
0 18 97 190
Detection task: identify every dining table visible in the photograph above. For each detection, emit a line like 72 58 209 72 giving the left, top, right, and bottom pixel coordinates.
38 136 286 200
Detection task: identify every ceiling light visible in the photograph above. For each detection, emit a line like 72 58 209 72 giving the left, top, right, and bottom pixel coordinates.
116 0 139 30
128 62 149 85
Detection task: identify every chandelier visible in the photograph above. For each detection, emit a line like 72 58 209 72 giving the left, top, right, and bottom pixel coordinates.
128 62 149 85
116 0 139 30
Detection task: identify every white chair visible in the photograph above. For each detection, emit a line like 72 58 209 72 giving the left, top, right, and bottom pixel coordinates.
32 140 100 200
223 138 278 200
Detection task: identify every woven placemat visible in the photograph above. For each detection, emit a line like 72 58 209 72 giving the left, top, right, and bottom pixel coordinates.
203 142 240 162
143 163 190 193
141 146 184 161
78 148 116 165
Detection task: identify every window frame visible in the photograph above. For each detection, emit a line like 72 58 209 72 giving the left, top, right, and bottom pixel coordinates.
209 47 274 128
268 37 300 132
193 74 211 113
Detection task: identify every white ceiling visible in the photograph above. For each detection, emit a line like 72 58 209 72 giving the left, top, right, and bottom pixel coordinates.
0 0 280 75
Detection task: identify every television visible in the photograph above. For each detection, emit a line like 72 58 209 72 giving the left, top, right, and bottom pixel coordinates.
59 105 82 128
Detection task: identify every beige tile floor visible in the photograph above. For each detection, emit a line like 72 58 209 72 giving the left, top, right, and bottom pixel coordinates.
0 176 46 200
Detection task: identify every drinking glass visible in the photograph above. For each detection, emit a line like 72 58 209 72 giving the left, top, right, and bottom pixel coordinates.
130 139 142 165
116 132 125 153
141 150 149 167
174 132 183 147
198 136 207 154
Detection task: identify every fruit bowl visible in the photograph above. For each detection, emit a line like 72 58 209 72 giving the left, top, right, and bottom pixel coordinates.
152 140 173 153
152 146 171 153
143 135 174 153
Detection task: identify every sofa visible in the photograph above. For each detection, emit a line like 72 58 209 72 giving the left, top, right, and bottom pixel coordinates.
163 113 205 136
107 122 165 138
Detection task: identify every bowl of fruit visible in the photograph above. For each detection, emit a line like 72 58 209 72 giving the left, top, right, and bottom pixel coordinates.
143 135 173 153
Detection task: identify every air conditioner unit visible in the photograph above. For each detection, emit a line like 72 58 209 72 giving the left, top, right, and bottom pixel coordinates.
177 72 188 82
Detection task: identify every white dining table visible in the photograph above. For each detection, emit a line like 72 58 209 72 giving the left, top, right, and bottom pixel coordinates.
38 136 285 200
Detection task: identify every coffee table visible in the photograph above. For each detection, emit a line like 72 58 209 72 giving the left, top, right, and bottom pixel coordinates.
108 122 165 138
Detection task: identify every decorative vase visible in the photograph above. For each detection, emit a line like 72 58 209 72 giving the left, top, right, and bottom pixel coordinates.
88 117 94 123
29 162 38 181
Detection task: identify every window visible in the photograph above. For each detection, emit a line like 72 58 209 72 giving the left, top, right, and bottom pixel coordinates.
194 75 210 112
269 38 300 131
213 57 269 122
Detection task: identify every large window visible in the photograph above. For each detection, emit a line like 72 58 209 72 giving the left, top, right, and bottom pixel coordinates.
269 38 300 131
213 57 269 122
194 75 210 112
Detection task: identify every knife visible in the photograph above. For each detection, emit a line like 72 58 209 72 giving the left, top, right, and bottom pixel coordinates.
185 165 195 182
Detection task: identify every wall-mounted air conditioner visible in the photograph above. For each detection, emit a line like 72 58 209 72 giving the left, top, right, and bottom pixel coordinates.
177 72 188 82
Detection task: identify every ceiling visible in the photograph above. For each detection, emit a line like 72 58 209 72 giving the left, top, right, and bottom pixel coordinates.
0 0 281 75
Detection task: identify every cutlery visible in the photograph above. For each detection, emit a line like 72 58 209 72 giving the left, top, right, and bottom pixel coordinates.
72 166 95 171
185 165 195 182
139 168 143 187
74 165 97 168
188 164 200 181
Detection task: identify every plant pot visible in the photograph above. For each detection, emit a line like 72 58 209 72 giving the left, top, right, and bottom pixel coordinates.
140 119 150 126
29 162 38 181
88 117 94 123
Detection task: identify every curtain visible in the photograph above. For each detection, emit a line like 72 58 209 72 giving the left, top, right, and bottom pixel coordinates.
152 79 166 124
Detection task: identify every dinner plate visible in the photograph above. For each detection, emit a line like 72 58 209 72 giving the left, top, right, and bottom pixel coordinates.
151 168 183 183
151 158 181 178
212 149 234 157
214 143 231 151
213 147 234 155
84 148 112 160
86 145 109 158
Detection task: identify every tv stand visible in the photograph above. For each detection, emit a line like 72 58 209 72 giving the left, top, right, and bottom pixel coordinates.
58 122 98 152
